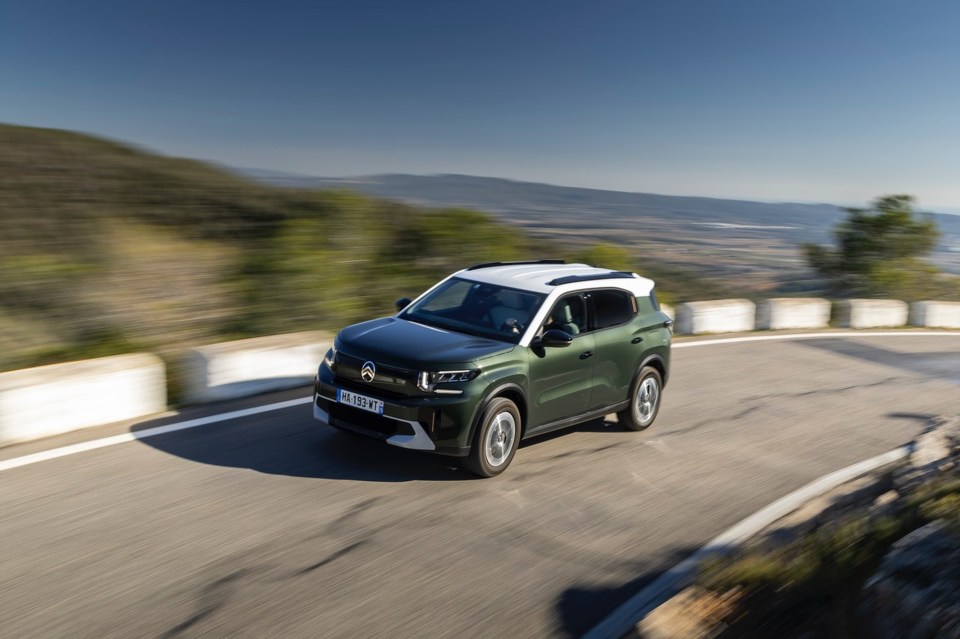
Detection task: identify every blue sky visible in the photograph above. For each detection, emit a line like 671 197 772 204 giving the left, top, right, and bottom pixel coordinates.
3 0 960 209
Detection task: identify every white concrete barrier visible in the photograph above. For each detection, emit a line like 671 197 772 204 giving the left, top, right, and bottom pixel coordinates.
909 301 960 328
0 354 166 446
676 299 756 335
184 331 332 404
661 304 675 322
835 299 908 328
756 298 831 330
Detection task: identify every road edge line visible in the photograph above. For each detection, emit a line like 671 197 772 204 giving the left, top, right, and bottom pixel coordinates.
582 445 912 639
673 330 960 348
0 397 312 473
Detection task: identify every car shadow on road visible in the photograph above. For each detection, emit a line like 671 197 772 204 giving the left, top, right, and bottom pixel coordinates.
134 394 626 483
138 414 472 482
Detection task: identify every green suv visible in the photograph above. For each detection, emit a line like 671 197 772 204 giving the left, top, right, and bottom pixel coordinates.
313 260 672 477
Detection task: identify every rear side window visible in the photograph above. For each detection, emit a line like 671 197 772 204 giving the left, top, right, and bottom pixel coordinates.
650 288 661 311
591 290 636 329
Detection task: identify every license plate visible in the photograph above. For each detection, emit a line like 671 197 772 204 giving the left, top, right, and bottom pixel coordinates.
336 388 384 415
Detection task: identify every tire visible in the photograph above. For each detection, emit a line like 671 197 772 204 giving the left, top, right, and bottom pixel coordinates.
618 366 663 431
462 397 521 477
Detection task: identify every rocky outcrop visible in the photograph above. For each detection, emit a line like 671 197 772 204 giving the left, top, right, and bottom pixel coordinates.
860 521 960 639
633 415 960 639
894 416 960 492
861 417 960 638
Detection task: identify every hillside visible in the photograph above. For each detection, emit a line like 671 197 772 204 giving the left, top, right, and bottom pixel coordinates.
0 125 548 370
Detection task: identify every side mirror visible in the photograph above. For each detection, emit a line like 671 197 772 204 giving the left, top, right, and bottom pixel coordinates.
395 297 412 311
538 329 574 348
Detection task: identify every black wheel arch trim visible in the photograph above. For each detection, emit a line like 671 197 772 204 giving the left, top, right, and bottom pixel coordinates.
637 354 668 388
466 382 528 448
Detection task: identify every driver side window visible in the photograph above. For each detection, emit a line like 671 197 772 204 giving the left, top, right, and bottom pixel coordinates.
541 294 586 336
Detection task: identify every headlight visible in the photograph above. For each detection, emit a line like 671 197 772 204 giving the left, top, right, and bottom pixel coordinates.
323 345 337 368
417 369 481 393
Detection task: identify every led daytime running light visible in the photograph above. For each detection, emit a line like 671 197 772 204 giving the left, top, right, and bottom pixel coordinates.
417 369 480 392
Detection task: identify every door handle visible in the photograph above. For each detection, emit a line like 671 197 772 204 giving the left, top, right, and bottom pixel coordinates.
579 351 593 360
631 337 644 344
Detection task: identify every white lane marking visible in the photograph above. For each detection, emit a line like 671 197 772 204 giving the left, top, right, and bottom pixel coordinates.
0 397 312 473
584 445 912 639
1 330 957 474
674 330 960 349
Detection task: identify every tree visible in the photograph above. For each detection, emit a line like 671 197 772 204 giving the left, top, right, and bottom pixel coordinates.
804 195 941 298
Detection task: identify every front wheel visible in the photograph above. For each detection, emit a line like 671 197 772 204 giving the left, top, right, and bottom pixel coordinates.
618 366 663 431
462 397 521 477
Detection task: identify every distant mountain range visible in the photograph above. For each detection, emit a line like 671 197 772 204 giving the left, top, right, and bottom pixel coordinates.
242 171 960 277
243 171 843 241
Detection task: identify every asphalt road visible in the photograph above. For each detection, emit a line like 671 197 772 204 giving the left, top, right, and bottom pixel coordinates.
2 333 959 638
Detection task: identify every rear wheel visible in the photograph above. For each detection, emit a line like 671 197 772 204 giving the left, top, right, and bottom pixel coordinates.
618 366 662 431
462 397 520 477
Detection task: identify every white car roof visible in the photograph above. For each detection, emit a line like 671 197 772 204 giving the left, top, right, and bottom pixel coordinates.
454 262 655 296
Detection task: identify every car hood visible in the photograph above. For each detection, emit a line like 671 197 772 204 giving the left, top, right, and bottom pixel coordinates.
337 317 514 367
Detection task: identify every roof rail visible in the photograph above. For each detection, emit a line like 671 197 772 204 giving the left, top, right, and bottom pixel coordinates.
466 259 566 271
546 271 637 286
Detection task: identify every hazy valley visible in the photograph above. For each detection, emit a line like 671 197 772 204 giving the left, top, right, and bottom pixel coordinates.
250 172 960 293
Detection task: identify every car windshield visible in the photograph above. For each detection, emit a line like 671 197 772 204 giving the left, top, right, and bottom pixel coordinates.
400 277 546 344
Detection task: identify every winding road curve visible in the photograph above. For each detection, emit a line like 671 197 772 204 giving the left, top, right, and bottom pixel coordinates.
2 332 959 638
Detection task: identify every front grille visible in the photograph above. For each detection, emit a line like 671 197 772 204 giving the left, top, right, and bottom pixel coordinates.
334 351 419 399
336 377 409 401
337 353 416 380
328 403 414 438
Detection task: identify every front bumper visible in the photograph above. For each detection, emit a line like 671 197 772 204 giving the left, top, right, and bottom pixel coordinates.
313 364 473 457
313 395 436 451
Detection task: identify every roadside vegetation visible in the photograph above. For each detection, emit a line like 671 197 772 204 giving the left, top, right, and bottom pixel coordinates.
694 467 960 637
804 195 960 301
0 124 726 372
